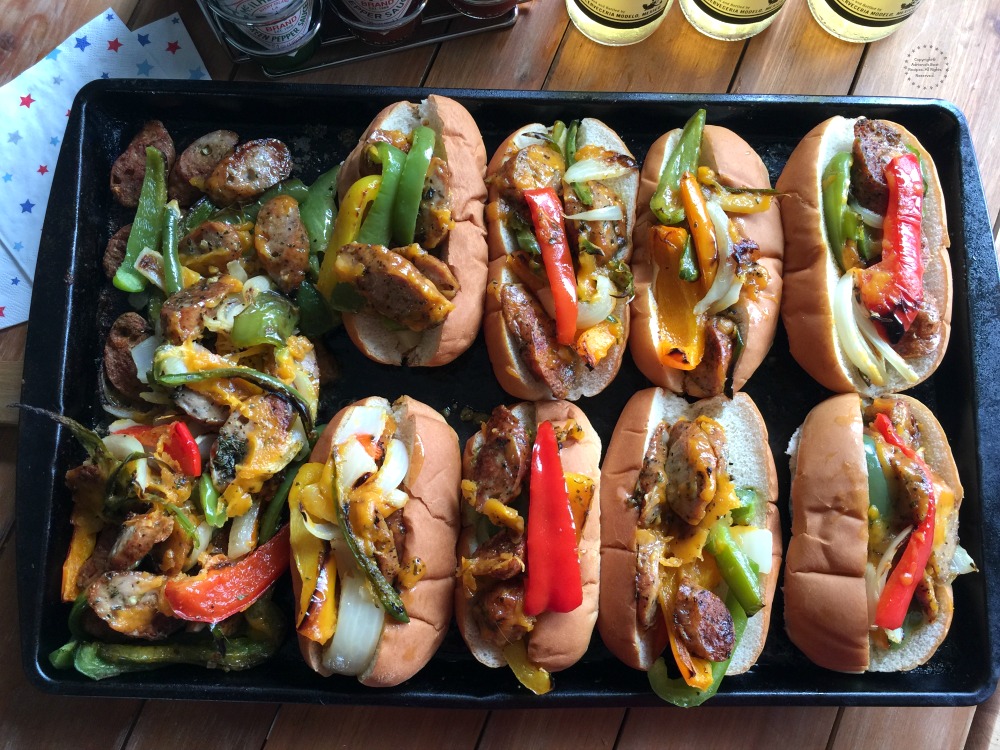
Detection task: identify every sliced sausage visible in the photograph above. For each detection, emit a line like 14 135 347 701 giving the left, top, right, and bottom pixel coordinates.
636 422 669 528
851 118 908 215
254 195 309 293
179 220 245 275
102 224 132 279
469 405 531 509
205 138 292 206
475 580 535 650
636 532 666 629
466 529 526 581
87 571 179 640
564 179 629 260
336 243 455 331
210 394 295 490
494 143 565 201
684 317 735 399
108 509 175 571
173 387 229 426
110 120 176 208
160 275 242 344
500 283 575 400
169 129 240 206
396 244 460 300
673 580 735 662
665 418 728 526
415 156 453 249
372 511 400 584
104 312 152 400
892 301 942 359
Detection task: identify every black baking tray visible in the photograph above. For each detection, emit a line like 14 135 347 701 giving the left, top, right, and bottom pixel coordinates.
17 80 1000 706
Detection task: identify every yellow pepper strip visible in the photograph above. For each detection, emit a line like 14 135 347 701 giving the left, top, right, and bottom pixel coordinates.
679 171 718 289
697 166 773 214
575 319 621 368
61 512 101 601
565 472 595 544
668 624 715 691
503 638 552 695
650 225 705 371
298 550 338 644
289 463 328 629
294 462 335 523
317 174 381 298
482 498 525 536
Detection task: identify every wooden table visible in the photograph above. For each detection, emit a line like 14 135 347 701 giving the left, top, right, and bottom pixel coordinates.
2 0 999 747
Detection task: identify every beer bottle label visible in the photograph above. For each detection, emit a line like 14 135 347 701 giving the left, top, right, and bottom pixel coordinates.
821 0 923 27
574 0 669 30
688 0 785 23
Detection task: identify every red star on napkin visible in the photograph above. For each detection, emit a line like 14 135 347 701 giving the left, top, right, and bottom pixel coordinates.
20 94 35 108
108 38 123 52
0 307 6 318
166 40 180 54
38 165 49 175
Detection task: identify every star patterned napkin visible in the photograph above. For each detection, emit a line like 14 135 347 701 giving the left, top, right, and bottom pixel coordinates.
0 9 210 329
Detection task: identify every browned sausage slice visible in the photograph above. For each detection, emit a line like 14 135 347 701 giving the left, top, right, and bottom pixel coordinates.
169 129 240 206
179 220 245 275
110 120 176 208
108 509 175 571
673 580 735 661
160 276 242 344
469 405 530 509
102 224 132 279
396 244 460 300
500 283 575 400
254 195 309 293
205 138 292 206
104 312 152 400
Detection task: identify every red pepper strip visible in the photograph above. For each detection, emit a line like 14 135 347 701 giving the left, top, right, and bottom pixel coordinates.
859 153 924 335
164 524 290 624
114 421 202 476
872 413 936 630
524 421 582 616
523 187 578 346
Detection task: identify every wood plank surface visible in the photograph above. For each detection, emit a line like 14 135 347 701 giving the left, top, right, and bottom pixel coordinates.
477 708 625 750
832 706 975 750
124 701 279 750
126 0 237 82
232 46 437 86
265 705 487 748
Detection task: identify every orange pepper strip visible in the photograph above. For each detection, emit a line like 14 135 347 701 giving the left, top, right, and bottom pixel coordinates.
650 225 705 371
679 171 718 290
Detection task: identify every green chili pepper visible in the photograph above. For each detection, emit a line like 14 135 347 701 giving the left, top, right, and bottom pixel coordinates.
104 451 146 514
300 166 341 256
327 281 366 313
147 287 165 327
650 109 706 226
16 405 116 472
731 487 759 527
68 599 284 679
198 473 226 528
607 258 635 300
212 179 310 225
723 320 745 400
905 145 930 189
230 290 299 348
356 143 406 247
706 520 763 616
551 120 567 156
114 147 167 293
333 472 408 623
161 200 184 297
181 196 218 235
565 120 594 207
843 209 877 263
296 280 339 337
516 225 542 255
864 434 892 519
163 502 198 540
678 235 699 282
821 152 853 270
391 126 435 246
151 361 314 437
648 592 747 707
259 461 301 544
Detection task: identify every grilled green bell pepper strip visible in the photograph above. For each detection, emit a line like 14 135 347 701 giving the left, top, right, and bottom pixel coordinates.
300 166 341 256
161 200 184 297
296 280 339 336
230 290 299 348
151 361 314 437
730 487 759 527
678 234 699 282
843 208 876 263
181 196 218 235
648 592 747 707
212 179 310 225
259 460 301 544
863 434 892 519
198 473 226 528
650 109 706 226
723 321 745 400
565 119 593 206
822 152 852 270
114 147 167 293
391 126 436 246
356 143 406 247
706 520 763 616
333 470 409 623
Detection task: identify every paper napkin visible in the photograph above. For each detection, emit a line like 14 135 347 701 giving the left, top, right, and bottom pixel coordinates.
0 8 211 329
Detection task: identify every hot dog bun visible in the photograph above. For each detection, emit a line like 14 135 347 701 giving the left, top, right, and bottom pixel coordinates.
783 393 964 672
483 120 639 401
291 395 460 686
456 400 602 672
630 125 784 396
776 116 952 395
599 389 780 674
337 95 488 367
